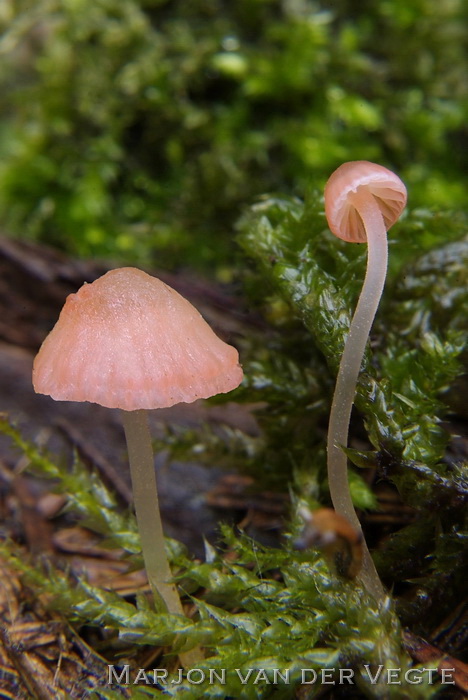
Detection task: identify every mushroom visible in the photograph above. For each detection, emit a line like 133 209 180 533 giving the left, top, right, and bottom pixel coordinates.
324 161 407 603
33 267 243 662
295 506 363 579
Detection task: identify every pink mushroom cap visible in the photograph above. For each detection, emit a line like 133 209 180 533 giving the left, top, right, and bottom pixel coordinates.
33 268 243 411
324 161 407 243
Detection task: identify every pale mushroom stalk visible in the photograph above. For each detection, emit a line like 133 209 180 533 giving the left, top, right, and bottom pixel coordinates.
122 409 183 614
122 409 203 668
324 161 407 606
327 188 388 603
122 409 203 669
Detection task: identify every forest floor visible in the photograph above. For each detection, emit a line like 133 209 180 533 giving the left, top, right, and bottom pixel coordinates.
0 236 288 697
0 236 466 698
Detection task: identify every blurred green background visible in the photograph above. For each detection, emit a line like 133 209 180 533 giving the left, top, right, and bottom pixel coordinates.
0 0 466 272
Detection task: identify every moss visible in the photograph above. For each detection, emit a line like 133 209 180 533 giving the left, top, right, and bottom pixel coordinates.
0 0 466 268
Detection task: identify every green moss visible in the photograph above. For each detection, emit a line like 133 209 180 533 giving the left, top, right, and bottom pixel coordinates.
0 0 466 268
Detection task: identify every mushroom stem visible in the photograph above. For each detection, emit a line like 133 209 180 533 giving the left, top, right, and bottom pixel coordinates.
122 409 203 666
327 187 387 604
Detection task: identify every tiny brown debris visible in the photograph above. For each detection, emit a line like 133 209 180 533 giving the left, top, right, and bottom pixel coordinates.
403 628 468 695
0 555 130 698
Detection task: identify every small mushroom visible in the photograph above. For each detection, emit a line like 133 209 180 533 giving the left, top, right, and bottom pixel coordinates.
324 161 407 603
33 267 243 662
294 506 363 579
